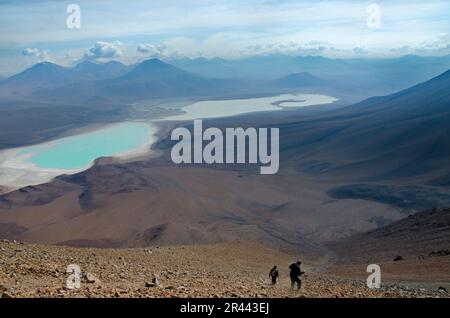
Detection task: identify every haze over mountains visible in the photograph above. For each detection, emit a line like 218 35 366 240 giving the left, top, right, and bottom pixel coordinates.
95 58 231 100
271 72 326 89
169 54 450 95
1 59 237 103
0 62 86 97
1 54 450 103
280 68 450 184
73 60 131 80
0 64 449 251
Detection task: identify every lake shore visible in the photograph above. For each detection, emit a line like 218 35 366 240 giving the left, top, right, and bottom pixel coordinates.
0 93 337 191
0 121 159 190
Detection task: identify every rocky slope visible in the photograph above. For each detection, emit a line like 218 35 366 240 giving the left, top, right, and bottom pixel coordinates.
327 207 450 262
324 207 450 292
0 240 447 298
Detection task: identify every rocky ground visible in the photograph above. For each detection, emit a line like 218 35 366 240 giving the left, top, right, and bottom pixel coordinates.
0 240 448 298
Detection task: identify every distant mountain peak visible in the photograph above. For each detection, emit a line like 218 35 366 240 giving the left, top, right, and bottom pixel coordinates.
30 61 66 70
273 72 325 87
10 61 74 79
400 54 421 60
104 60 125 66
118 58 187 82
283 72 321 79
0 61 84 96
138 58 171 68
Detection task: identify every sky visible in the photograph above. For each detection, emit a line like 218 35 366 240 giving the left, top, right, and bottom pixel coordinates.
0 0 449 75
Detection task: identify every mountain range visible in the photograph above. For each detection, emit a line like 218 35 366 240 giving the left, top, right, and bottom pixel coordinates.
73 60 131 80
0 62 86 97
170 54 450 96
1 59 241 103
2 54 450 103
0 66 449 250
271 72 326 88
279 68 450 185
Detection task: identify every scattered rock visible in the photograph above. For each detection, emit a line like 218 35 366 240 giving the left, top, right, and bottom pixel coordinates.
83 272 100 284
438 286 447 293
145 274 161 288
119 272 128 279
430 250 450 257
1 291 12 298
1 240 448 298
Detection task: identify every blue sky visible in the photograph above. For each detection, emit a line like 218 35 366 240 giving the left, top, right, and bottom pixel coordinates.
0 0 449 75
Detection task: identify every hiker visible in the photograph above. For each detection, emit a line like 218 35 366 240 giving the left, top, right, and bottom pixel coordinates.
269 265 279 285
289 260 304 291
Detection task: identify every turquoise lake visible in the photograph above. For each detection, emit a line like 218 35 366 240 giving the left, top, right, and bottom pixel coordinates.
19 122 153 170
0 93 337 189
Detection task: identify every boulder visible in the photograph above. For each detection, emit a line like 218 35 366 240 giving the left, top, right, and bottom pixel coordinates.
438 286 447 293
145 274 161 288
83 272 100 284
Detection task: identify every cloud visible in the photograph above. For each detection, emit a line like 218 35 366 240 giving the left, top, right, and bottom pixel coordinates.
297 41 336 55
390 34 450 56
21 48 50 61
84 41 123 60
418 33 450 52
137 43 168 57
243 40 336 57
353 47 368 55
22 48 40 57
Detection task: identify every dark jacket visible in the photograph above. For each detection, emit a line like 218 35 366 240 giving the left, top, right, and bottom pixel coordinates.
269 268 279 278
289 263 301 278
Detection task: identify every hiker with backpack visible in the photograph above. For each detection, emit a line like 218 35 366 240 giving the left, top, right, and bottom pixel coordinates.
269 265 279 285
289 260 305 291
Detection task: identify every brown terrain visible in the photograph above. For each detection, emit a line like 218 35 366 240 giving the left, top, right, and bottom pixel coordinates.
1 67 450 298
1 69 450 253
0 240 448 298
326 207 450 290
0 161 405 251
1 208 449 298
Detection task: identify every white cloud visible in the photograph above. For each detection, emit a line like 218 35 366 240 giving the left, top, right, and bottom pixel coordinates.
418 33 450 52
1 0 449 73
389 33 450 56
21 48 50 62
298 41 335 56
84 41 123 60
242 40 337 57
137 43 168 58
